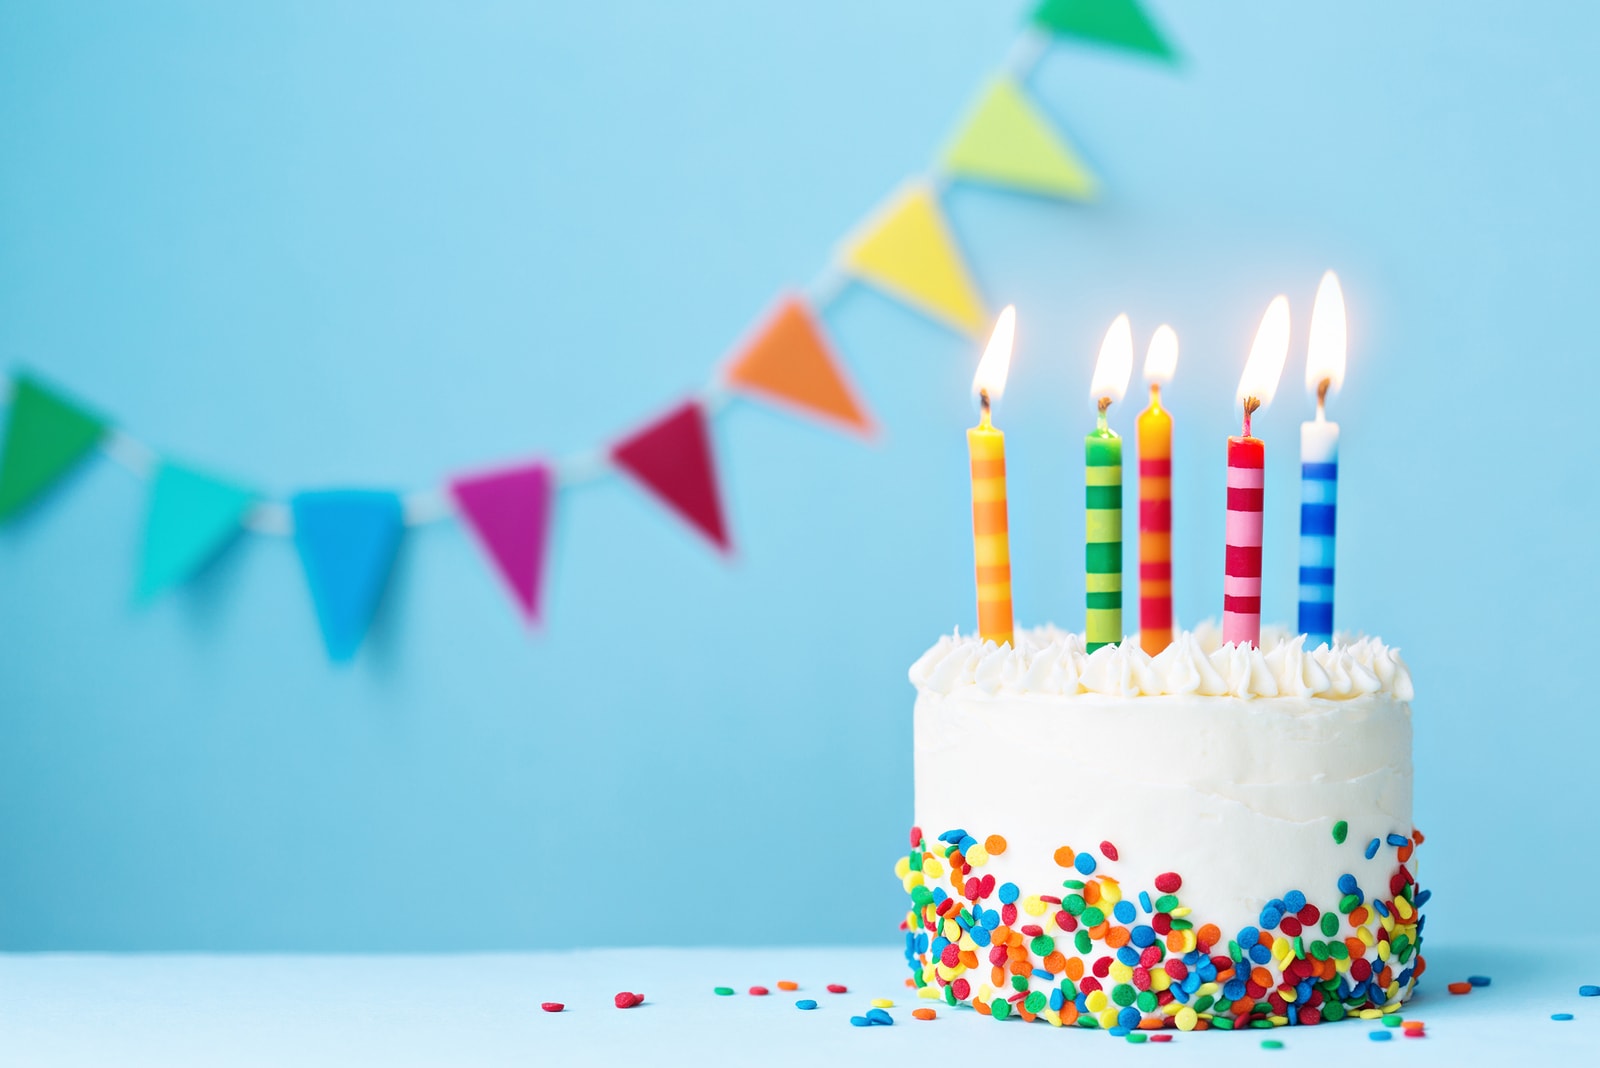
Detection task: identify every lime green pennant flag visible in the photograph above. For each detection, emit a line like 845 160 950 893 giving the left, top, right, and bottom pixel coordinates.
1030 0 1177 62
943 78 1098 200
0 373 108 521
136 461 258 601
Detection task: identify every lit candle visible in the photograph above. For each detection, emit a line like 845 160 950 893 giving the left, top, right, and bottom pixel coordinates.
1299 271 1347 648
1137 325 1178 655
1224 296 1291 648
969 306 1016 647
1086 314 1133 653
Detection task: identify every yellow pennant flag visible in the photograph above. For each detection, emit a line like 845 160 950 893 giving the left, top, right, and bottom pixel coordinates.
943 79 1098 201
840 183 988 337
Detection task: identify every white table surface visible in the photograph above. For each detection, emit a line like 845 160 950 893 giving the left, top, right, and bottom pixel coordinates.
3 940 1595 1065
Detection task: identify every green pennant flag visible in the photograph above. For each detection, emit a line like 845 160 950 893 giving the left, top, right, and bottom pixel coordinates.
943 78 1098 200
136 461 258 601
1030 0 1177 62
0 373 108 521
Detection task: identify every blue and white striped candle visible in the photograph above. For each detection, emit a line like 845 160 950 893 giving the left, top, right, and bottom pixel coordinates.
1299 418 1338 646
1298 271 1347 648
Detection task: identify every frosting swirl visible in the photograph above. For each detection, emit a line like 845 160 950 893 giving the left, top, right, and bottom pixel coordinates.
909 622 1413 702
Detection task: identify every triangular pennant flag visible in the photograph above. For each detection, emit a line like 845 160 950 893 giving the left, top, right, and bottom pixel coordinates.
943 79 1098 200
840 183 988 336
0 373 108 521
290 490 405 661
136 461 257 601
724 296 875 436
1030 0 1177 62
449 462 554 623
611 401 730 552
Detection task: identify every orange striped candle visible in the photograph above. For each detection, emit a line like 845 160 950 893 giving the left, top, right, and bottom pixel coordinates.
968 307 1016 647
1137 325 1178 655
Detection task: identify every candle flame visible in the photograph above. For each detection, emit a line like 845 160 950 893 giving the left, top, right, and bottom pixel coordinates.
1236 295 1291 410
971 305 1016 409
1089 313 1134 404
1144 324 1179 385
1306 270 1347 396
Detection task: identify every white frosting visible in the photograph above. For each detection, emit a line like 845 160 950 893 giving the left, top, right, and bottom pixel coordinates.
910 622 1413 702
910 625 1415 940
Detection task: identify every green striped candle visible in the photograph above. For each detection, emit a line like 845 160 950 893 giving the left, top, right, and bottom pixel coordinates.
1086 406 1123 652
1085 314 1133 654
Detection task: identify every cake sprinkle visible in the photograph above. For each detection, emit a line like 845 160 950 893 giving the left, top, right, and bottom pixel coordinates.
898 823 1427 1036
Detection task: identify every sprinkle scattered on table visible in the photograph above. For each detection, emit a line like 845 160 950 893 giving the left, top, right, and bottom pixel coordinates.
796 999 817 1010
1150 1034 1172 1042
1581 985 1600 997
540 1002 564 1013
713 986 734 996
777 981 798 991
613 992 643 1008
749 986 769 996
1553 1013 1574 1021
912 1007 936 1020
865 1008 893 1025
870 998 893 1008
1260 1038 1284 1049
1369 1031 1391 1041
1467 975 1491 987
826 983 847 994
1447 981 1472 994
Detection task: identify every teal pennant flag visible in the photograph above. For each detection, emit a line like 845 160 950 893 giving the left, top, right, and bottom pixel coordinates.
291 490 404 661
136 461 257 601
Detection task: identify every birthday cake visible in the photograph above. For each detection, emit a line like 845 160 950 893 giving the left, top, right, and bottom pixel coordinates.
899 623 1425 1033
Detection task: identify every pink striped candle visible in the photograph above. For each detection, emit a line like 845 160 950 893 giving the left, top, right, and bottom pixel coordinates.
1223 295 1291 648
1223 424 1265 645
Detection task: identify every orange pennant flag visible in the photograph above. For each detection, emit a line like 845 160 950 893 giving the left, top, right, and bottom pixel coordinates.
724 297 875 436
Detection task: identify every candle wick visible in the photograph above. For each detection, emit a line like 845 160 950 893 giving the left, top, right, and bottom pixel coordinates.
1316 377 1330 422
979 389 992 427
1242 396 1261 437
1150 383 1161 404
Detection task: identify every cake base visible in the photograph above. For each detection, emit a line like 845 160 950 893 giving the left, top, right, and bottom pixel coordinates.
897 825 1427 1033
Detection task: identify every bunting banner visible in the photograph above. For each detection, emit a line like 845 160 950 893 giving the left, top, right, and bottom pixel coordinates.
841 182 989 337
291 491 405 661
449 462 554 624
943 78 1098 201
612 402 730 553
723 296 874 436
0 374 106 521
0 3 1179 659
1030 0 1178 61
136 462 257 601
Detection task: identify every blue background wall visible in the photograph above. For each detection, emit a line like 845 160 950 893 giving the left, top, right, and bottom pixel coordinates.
2 1 1593 950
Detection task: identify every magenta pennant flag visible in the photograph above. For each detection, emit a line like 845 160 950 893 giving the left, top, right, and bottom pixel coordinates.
449 461 555 623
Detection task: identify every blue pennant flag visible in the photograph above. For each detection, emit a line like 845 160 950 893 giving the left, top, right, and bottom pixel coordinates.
291 490 404 661
136 461 257 601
